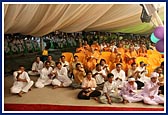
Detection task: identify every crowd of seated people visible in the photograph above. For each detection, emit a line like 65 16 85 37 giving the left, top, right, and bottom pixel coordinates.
4 35 40 55
4 32 78 55
9 36 164 106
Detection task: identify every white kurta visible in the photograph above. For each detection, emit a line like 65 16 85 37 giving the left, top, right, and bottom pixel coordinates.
52 67 72 87
99 81 123 103
35 67 53 88
141 81 164 105
103 81 118 94
101 64 110 74
82 77 97 88
136 66 150 83
28 61 43 76
11 71 34 93
121 81 143 103
92 69 106 85
127 68 137 78
100 44 107 51
111 69 126 88
61 61 70 71
110 45 117 52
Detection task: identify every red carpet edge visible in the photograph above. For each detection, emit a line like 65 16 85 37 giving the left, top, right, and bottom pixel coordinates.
4 104 164 111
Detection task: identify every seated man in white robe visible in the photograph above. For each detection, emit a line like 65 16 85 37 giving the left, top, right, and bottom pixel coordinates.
141 72 164 105
136 61 150 89
52 62 72 88
111 63 126 89
121 77 143 104
35 61 55 88
92 64 107 90
100 59 110 74
28 56 43 76
10 65 34 97
99 73 123 104
60 55 70 71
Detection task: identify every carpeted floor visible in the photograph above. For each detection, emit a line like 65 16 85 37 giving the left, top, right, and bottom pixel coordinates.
3 75 164 111
4 104 164 111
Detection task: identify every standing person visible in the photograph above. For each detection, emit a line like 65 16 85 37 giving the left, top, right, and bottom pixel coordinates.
141 72 164 105
41 46 48 62
10 65 34 97
52 62 72 88
99 73 123 104
121 77 143 104
35 61 54 88
28 56 43 76
111 63 126 89
77 71 101 100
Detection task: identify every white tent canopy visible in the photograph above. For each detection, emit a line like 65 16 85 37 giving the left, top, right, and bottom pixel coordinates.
4 4 164 37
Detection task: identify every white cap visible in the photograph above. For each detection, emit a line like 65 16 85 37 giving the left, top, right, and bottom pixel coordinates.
128 78 135 82
150 72 159 78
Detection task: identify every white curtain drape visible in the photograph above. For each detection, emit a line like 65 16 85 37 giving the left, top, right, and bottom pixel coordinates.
4 4 164 36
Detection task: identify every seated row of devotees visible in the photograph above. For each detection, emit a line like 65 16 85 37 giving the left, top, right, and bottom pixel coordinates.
42 41 163 71
74 41 162 70
76 41 152 58
10 60 164 105
28 55 164 91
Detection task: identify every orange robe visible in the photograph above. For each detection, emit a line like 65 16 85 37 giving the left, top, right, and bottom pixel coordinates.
110 55 127 71
76 47 85 53
73 69 86 84
109 52 117 62
124 51 138 72
117 47 125 61
117 48 125 55
103 46 111 52
125 51 138 64
83 44 91 51
138 49 148 57
91 44 101 52
86 51 100 71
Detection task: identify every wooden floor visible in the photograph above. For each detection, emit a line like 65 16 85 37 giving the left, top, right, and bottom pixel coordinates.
4 75 164 109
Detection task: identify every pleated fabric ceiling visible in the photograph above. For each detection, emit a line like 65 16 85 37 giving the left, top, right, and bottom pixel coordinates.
4 4 164 37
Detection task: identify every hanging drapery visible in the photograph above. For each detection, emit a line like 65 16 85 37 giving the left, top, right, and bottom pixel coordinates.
4 4 164 37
